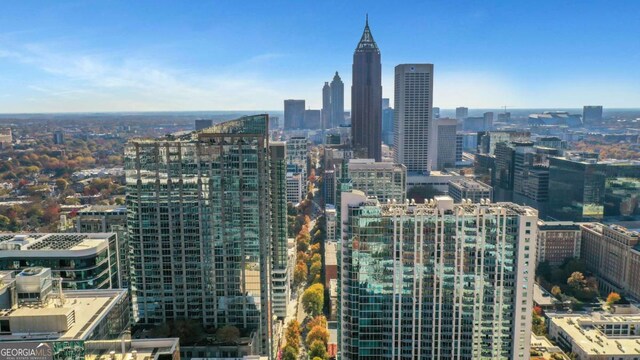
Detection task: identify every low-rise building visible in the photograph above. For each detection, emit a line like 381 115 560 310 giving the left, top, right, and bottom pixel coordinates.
0 268 130 342
537 221 582 265
447 178 493 203
548 307 640 360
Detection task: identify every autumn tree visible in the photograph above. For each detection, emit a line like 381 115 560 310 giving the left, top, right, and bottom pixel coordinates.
309 261 322 283
285 320 301 351
294 262 308 286
606 292 621 306
308 340 328 360
282 346 298 360
306 315 328 331
551 285 562 297
306 325 330 347
567 271 586 290
302 283 324 317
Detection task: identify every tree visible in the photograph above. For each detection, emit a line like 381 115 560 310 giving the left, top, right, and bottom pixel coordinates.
294 262 308 286
606 292 621 306
308 340 328 360
531 310 546 336
309 261 322 282
567 271 586 290
115 197 125 205
55 178 68 192
285 320 301 350
533 306 543 317
302 283 324 317
307 315 328 331
215 325 240 343
551 285 562 297
306 325 330 346
0 215 10 230
297 238 309 253
282 345 298 360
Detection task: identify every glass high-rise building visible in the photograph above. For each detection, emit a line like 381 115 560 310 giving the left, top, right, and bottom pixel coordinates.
339 194 537 360
125 115 274 356
547 155 607 221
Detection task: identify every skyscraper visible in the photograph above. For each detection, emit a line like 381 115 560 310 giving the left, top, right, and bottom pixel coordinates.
456 106 469 120
583 105 603 125
330 72 344 128
269 141 289 319
284 99 305 129
339 195 537 360
322 82 331 131
435 117 457 170
393 63 434 173
351 16 382 161
125 115 274 356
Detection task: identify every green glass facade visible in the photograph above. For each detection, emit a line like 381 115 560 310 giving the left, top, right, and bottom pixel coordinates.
339 197 537 360
125 115 273 356
547 157 607 221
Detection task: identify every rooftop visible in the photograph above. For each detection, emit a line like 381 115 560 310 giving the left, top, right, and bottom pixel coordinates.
0 233 114 253
78 205 127 215
0 289 127 341
325 242 337 267
85 338 180 360
449 178 492 190
550 311 640 357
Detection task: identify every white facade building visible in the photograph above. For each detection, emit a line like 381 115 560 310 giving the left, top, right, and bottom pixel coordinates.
393 64 435 174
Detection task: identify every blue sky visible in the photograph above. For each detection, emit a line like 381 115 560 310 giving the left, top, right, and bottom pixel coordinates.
0 0 639 112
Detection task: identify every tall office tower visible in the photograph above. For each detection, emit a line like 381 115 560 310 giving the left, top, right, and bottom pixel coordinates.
483 111 494 130
195 119 213 130
339 195 537 360
347 158 406 203
455 106 469 120
382 98 394 145
351 16 382 161
331 72 345 128
455 133 463 163
322 82 331 131
583 105 603 125
548 154 607 221
498 112 511 123
125 115 273 356
382 106 394 145
393 64 434 173
435 117 457 170
53 130 65 145
303 109 321 129
269 142 289 319
284 99 305 129
432 107 440 119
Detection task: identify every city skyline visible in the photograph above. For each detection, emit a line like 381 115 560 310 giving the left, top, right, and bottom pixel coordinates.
1 1 640 113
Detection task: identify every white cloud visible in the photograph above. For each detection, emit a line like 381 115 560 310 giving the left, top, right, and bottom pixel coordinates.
0 43 292 112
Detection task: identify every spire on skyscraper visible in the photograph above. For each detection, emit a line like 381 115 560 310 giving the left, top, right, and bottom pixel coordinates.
356 15 378 52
